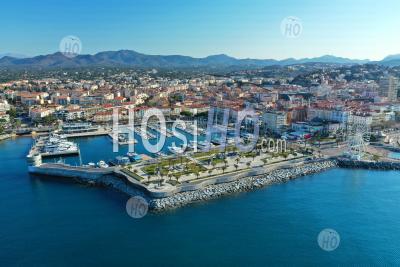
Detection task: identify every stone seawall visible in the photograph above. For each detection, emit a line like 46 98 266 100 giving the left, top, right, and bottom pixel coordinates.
30 160 339 212
29 164 153 198
338 159 400 170
0 134 14 141
149 160 338 211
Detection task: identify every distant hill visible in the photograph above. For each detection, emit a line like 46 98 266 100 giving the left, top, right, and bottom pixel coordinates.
0 50 388 69
0 53 27 59
382 54 400 62
378 54 400 66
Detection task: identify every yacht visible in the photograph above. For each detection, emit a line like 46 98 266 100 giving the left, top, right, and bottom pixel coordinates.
197 141 214 151
188 140 198 150
42 135 78 154
168 145 185 154
97 160 109 168
127 152 142 162
109 156 131 166
226 137 235 145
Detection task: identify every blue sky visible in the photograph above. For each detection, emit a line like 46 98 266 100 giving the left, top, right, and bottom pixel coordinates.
1 0 399 60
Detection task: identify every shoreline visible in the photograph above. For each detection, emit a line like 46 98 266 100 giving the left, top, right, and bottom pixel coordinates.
148 160 337 211
0 133 16 141
28 157 400 212
338 158 400 170
29 159 338 211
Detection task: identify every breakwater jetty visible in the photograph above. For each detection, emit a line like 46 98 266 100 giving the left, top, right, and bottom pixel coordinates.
28 154 338 211
149 159 337 211
338 159 400 170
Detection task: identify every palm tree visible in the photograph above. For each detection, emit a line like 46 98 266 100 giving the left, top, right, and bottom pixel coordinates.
256 143 262 155
234 164 239 171
168 158 172 169
175 173 181 182
211 161 217 169
223 144 227 158
222 166 227 173
246 162 251 168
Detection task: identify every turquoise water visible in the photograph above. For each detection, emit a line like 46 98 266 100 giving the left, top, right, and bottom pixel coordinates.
389 152 400 160
1 137 400 266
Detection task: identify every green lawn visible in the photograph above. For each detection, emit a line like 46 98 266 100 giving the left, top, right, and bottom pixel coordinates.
121 168 144 181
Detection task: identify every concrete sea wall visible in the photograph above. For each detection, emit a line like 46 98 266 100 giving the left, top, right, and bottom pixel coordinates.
338 159 400 170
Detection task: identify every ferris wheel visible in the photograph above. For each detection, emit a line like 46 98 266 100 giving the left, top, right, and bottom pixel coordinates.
346 122 371 160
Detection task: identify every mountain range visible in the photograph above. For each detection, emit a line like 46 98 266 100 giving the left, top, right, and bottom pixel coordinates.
0 50 399 69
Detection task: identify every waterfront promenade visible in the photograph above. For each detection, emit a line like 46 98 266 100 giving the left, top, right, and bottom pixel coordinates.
28 154 337 210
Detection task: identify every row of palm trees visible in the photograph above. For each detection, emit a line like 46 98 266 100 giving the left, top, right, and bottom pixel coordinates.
147 155 253 185
144 141 284 185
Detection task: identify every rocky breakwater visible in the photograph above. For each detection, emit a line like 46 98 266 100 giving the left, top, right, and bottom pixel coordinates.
149 160 337 211
338 159 400 170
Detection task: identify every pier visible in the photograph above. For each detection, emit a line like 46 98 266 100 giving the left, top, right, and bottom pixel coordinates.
63 128 110 138
148 123 174 137
107 133 137 145
60 123 110 138
176 122 205 136
134 126 156 140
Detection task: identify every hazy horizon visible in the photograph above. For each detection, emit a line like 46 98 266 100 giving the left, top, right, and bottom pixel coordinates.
0 49 392 62
1 0 399 61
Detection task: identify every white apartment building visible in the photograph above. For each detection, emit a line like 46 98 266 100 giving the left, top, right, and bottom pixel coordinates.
348 113 373 126
379 75 399 102
263 111 287 134
307 107 349 123
0 100 11 113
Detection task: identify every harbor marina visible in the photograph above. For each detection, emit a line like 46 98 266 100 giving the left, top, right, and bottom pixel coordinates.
29 134 80 158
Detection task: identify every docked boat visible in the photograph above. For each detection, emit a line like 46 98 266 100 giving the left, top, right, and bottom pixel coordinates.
154 152 167 158
97 160 109 168
226 137 235 145
127 152 142 162
242 133 255 142
211 137 222 145
197 141 214 150
168 145 185 154
40 134 79 155
187 141 198 150
109 156 130 166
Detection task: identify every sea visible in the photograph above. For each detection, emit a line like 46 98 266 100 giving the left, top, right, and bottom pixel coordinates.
1 135 400 266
